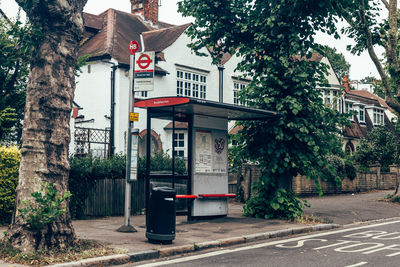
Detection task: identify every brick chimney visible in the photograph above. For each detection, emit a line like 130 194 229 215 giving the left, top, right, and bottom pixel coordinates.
131 0 158 25
342 75 350 92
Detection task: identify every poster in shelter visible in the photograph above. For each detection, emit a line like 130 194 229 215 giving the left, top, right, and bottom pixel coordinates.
212 131 227 173
195 131 212 173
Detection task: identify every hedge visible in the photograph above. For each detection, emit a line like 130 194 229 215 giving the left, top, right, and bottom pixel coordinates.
0 146 20 225
68 152 187 219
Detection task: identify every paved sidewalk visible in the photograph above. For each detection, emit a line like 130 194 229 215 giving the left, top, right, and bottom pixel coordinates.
1 190 400 266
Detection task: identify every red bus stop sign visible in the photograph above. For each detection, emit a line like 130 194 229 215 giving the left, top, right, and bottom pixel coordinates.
129 40 139 55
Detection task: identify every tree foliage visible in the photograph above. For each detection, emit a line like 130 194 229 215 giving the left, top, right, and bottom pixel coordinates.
0 15 36 143
335 0 400 114
318 45 351 81
179 0 350 219
353 126 400 171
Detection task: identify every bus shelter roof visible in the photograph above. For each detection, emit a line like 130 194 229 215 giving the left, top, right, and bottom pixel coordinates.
135 97 280 120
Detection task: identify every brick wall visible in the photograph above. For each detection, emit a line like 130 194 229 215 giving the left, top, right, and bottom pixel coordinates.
229 164 399 198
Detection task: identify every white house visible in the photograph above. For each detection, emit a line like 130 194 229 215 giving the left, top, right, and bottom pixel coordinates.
70 1 245 158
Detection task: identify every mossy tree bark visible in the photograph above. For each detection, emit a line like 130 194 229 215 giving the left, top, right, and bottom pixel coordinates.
4 0 87 251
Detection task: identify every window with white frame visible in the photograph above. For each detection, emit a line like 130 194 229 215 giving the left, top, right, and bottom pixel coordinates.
233 81 247 105
177 70 207 99
324 89 331 105
373 108 384 125
359 105 365 122
173 133 185 157
323 89 340 110
345 102 353 113
345 102 354 120
135 91 148 98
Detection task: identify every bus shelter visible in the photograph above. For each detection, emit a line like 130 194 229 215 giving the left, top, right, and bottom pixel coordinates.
135 97 279 221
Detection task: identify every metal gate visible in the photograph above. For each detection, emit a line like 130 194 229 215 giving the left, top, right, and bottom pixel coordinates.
74 127 111 158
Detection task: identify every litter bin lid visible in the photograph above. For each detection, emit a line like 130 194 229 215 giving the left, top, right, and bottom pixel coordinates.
152 187 175 193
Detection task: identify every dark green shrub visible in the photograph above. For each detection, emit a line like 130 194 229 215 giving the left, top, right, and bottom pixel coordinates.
321 155 345 187
353 126 400 171
68 156 96 219
243 178 308 221
137 152 187 178
0 146 20 225
344 159 357 180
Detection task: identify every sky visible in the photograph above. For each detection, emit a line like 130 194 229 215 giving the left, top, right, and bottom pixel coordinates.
0 0 382 81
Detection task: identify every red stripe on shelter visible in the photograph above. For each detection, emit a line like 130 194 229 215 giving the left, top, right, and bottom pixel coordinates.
135 97 190 107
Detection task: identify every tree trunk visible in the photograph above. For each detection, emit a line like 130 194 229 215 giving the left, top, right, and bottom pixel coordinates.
4 0 87 251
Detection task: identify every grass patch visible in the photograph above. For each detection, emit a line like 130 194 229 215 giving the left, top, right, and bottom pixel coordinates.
382 193 400 203
0 239 124 266
294 214 333 224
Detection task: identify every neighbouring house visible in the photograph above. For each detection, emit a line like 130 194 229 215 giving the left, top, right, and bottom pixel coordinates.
228 54 398 154
70 0 246 158
341 82 397 154
350 80 375 93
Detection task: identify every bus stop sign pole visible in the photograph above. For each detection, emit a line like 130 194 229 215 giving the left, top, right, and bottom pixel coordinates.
117 40 140 233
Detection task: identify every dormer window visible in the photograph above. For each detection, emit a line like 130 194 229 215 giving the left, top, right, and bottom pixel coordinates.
373 108 384 125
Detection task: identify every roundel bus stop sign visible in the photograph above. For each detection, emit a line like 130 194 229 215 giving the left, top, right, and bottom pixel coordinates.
134 51 155 91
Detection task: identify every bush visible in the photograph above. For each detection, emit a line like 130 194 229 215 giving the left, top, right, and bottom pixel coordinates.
243 178 308 221
353 126 400 170
321 155 345 187
344 159 357 180
0 146 20 225
137 152 187 178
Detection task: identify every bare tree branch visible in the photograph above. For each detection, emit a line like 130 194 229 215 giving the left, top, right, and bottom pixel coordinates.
381 0 390 10
0 8 12 24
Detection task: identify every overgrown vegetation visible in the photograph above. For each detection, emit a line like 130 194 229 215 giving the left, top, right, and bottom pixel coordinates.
18 182 71 231
243 185 309 221
353 126 400 172
0 146 20 225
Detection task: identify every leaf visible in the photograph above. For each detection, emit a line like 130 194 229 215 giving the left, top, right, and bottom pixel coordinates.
271 202 280 210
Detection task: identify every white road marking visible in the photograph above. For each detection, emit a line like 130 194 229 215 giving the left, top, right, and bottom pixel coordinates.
136 220 400 267
345 262 368 267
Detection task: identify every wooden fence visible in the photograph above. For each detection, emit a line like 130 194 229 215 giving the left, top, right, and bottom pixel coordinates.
83 179 145 216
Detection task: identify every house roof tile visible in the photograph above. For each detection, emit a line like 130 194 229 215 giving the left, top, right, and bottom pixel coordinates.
142 23 191 52
349 90 394 112
80 9 179 66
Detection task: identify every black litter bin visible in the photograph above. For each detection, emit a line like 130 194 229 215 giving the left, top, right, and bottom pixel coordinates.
146 187 176 243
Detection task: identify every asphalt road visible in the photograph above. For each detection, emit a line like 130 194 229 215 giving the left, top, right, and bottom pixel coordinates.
134 219 400 267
